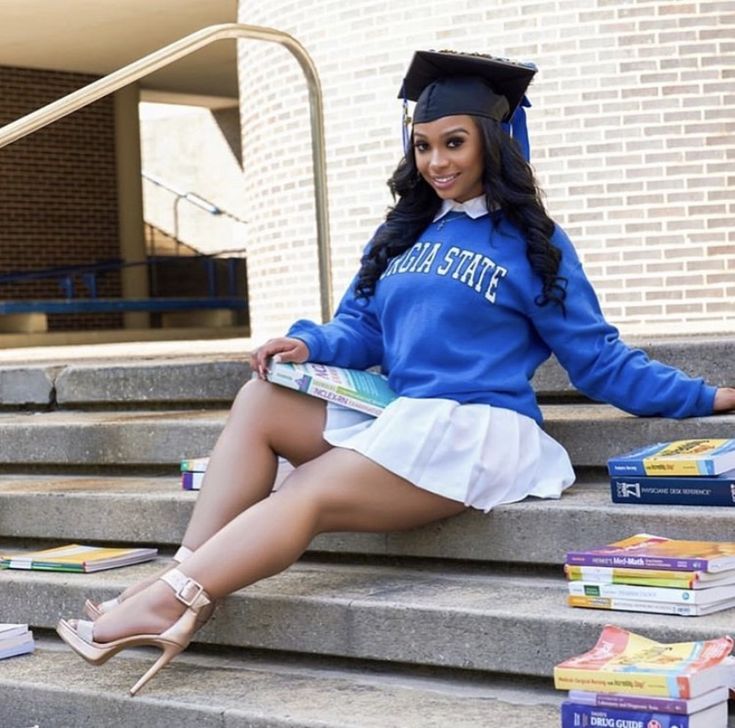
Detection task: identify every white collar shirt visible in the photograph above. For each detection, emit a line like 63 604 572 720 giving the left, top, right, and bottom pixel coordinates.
432 195 489 222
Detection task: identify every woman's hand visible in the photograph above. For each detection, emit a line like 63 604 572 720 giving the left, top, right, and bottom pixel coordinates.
250 337 310 380
713 387 735 413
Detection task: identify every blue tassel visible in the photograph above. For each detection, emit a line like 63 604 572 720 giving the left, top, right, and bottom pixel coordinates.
501 95 532 161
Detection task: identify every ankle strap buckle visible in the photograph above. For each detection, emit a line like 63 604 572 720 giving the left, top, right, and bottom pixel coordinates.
175 577 204 607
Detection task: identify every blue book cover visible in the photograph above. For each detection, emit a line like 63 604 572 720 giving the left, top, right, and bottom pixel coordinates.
561 701 725 728
610 469 735 506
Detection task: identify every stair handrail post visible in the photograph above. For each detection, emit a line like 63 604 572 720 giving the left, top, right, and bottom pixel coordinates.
0 23 333 322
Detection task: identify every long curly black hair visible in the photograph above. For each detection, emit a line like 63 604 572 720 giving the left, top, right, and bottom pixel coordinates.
355 115 567 311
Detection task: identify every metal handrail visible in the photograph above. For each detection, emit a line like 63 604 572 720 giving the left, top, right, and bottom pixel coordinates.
142 172 248 223
0 23 333 321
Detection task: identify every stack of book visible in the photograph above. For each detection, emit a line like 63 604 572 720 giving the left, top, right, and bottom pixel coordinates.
608 438 735 507
0 624 34 660
565 534 735 616
181 456 209 491
180 454 292 491
554 625 733 728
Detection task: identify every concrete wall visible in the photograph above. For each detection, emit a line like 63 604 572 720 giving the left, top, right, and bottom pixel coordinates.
138 103 248 256
236 0 735 341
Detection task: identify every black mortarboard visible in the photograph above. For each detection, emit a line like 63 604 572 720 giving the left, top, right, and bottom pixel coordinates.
398 50 537 124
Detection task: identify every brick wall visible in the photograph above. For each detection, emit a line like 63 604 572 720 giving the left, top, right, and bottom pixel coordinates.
237 0 734 340
0 65 122 330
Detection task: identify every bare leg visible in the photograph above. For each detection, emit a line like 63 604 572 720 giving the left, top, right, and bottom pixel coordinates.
93 448 467 642
110 379 331 604
181 378 332 548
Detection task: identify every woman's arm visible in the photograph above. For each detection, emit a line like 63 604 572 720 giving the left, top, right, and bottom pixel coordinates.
250 273 384 377
529 226 719 418
714 387 735 412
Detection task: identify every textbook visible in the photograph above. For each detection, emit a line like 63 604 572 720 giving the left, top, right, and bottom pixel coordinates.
611 469 735 506
0 544 158 572
265 361 396 417
565 534 735 574
567 580 735 606
553 625 734 698
181 456 209 491
0 624 34 660
607 439 735 477
564 564 735 589
180 456 209 473
561 700 726 728
567 594 735 616
567 685 729 716
182 471 205 491
179 454 291 491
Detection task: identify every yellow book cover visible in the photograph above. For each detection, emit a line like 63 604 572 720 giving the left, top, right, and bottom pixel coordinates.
608 439 735 477
0 543 158 572
554 625 733 698
563 564 734 589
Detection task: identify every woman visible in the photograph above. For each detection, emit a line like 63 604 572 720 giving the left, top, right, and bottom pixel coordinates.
56 50 735 695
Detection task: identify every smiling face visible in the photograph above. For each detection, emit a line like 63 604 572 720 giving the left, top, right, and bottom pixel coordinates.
412 114 485 203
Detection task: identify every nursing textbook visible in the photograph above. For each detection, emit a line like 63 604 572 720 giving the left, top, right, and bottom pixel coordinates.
265 361 396 417
0 624 34 660
0 544 158 572
565 534 735 574
566 594 735 617
553 625 734 698
567 685 729 716
564 564 735 589
607 439 735 477
561 700 726 728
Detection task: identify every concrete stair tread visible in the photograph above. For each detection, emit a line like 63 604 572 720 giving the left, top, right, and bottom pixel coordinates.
1 474 734 565
3 558 735 677
0 637 565 728
1 401 730 422
1 334 731 405
0 404 732 468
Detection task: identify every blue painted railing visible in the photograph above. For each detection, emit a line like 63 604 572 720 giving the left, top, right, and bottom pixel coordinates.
0 254 248 317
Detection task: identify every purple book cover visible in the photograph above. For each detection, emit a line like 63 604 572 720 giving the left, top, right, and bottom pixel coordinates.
564 534 735 573
567 688 725 715
561 702 721 728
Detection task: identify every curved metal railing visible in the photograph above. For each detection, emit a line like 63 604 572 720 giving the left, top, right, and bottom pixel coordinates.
0 23 333 321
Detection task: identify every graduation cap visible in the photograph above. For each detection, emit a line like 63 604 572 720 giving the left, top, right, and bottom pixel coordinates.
398 50 537 158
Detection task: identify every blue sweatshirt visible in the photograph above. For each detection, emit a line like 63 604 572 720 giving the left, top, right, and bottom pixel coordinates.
288 211 716 425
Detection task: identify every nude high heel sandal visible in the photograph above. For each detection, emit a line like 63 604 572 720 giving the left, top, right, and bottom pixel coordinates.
83 545 193 620
57 567 213 696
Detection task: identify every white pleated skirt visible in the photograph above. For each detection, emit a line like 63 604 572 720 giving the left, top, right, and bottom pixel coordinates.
323 396 575 513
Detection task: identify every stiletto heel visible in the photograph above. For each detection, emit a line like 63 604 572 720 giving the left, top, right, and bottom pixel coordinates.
129 642 181 696
84 545 194 619
57 567 214 696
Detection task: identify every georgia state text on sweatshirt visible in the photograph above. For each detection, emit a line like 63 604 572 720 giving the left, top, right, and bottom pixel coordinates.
288 211 715 425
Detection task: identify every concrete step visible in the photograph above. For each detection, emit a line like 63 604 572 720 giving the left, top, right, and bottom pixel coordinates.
1 334 731 408
0 637 564 728
3 559 735 679
0 405 732 468
2 475 734 566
